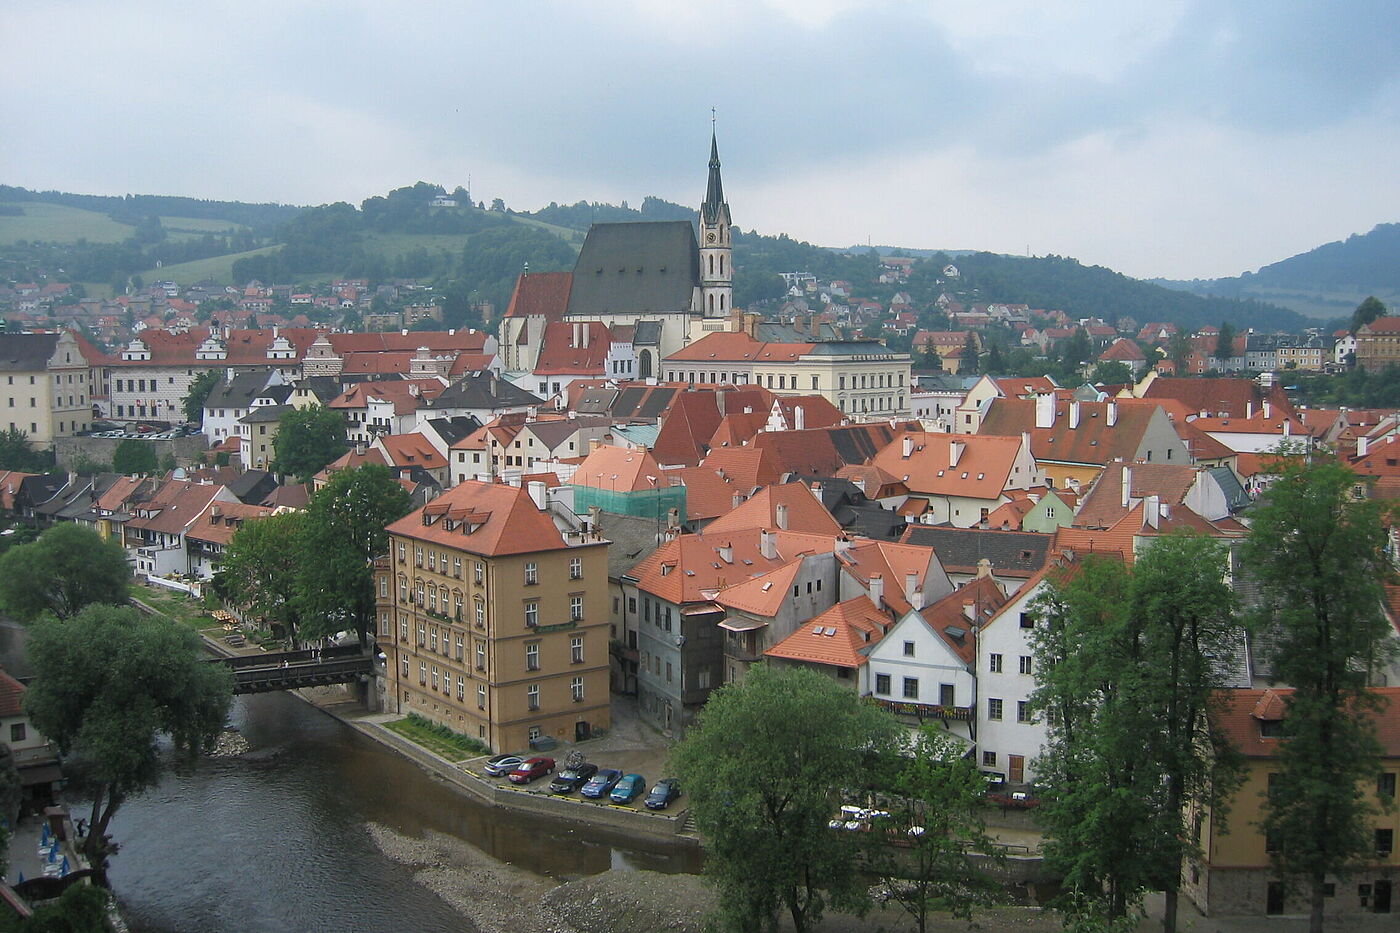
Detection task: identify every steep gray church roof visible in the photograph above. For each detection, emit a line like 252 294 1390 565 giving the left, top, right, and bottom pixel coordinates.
566 221 700 317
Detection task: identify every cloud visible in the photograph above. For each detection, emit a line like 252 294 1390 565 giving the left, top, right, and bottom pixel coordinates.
1 1 1397 278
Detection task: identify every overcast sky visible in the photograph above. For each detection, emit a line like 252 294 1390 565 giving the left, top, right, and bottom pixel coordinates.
3 1 1398 280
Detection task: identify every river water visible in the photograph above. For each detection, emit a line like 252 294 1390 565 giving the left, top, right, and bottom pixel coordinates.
0 621 699 933
106 692 700 932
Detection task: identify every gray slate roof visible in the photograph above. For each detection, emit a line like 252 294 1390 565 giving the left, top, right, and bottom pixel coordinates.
427 373 543 411
566 222 700 316
0 334 59 372
900 525 1054 577
206 372 272 409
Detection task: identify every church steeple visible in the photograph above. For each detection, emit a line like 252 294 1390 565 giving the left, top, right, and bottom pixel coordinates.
702 130 727 225
698 120 733 319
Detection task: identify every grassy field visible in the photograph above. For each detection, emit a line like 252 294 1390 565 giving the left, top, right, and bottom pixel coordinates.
131 581 216 632
512 215 585 245
151 245 282 285
384 715 489 760
160 215 247 234
0 201 134 245
360 231 474 258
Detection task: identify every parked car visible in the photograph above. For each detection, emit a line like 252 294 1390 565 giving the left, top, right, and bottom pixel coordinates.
609 773 646 805
643 778 682 810
548 762 599 795
580 768 623 799
482 754 526 777
507 757 555 784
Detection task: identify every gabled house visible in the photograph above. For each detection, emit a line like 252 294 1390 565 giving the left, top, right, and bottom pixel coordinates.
185 500 275 579
124 479 237 578
870 430 1040 528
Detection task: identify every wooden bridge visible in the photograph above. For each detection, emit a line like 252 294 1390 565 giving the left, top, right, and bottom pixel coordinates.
210 644 374 695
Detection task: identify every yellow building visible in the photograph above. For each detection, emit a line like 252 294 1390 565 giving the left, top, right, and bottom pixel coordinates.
1355 317 1400 373
377 480 611 753
0 331 95 447
663 331 912 417
1187 688 1398 919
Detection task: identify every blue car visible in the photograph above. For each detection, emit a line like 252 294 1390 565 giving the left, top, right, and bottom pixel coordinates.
609 773 646 805
580 768 622 799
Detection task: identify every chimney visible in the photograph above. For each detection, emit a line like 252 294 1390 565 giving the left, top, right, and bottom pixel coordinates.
869 573 884 608
589 437 603 453
581 322 589 348
1106 400 1118 426
775 503 789 530
526 481 547 511
794 404 805 431
1263 400 1272 420
811 481 822 493
1068 401 1081 429
902 435 914 458
760 529 777 560
904 571 919 608
1035 394 1056 429
1283 419 1291 437
976 557 992 579
949 440 965 468
667 507 680 531
1121 464 1132 509
588 505 602 539
732 494 743 510
1358 435 1370 457
718 541 734 563
1144 494 1160 530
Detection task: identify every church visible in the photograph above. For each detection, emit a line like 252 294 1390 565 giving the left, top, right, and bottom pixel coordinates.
498 132 736 381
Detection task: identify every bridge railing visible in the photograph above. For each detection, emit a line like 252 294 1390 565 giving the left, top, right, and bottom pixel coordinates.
214 644 365 670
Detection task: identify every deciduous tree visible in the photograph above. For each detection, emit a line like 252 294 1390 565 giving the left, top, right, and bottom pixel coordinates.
181 369 223 425
864 728 1002 933
293 464 411 644
673 665 900 933
1350 296 1386 333
0 428 52 473
1241 453 1396 933
0 524 130 622
214 511 307 640
23 605 231 879
111 438 157 475
273 404 346 482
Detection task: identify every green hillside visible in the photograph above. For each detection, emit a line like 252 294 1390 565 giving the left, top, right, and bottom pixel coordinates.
0 202 135 245
151 245 283 285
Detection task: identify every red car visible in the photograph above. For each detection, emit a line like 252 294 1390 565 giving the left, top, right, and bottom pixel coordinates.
507 756 555 784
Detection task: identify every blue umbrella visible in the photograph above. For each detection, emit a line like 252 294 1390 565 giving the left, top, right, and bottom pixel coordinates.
59 857 68 877
47 846 56 863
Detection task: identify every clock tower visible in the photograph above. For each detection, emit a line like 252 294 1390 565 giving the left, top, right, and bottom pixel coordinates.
699 128 732 319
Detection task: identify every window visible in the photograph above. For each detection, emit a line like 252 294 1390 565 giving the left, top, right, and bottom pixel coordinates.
666 662 673 683
415 580 425 606
427 550 436 572
477 684 486 709
431 666 439 690
453 557 462 578
401 656 409 677
903 640 915 657
526 643 540 671
875 673 891 695
571 676 584 702
982 751 996 767
1016 701 1032 723
1380 772 1397 798
455 634 464 660
474 562 484 585
570 595 583 621
989 653 1003 673
698 669 711 689
524 601 539 627
524 562 538 585
988 698 1003 720
417 623 426 646
400 617 409 641
527 683 540 711
378 575 388 598
429 626 438 651
415 546 424 568
1019 655 1033 675
939 683 955 706
475 598 485 628
569 557 582 580
571 636 584 664
454 591 464 619
418 663 427 686
1019 613 1035 629
10 723 25 743
456 676 465 700
476 642 486 670
1378 828 1394 856
902 677 919 700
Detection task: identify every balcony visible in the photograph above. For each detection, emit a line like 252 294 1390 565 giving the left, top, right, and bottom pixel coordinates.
865 696 975 722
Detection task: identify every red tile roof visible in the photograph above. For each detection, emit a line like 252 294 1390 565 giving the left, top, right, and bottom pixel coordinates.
0 669 25 718
764 596 891 669
919 574 1008 665
978 397 1165 468
1073 462 1201 529
663 331 813 363
378 433 447 472
704 481 842 536
534 321 611 376
126 481 225 536
698 447 783 489
631 529 841 604
870 431 1027 500
1142 377 1294 420
1098 337 1147 362
503 271 572 321
1213 687 1400 758
572 445 669 493
186 501 276 546
386 480 573 556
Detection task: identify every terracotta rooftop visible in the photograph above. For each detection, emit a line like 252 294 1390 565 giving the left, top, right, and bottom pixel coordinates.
1213 687 1400 758
386 480 576 557
870 431 1027 500
572 445 669 493
764 596 892 669
704 481 842 536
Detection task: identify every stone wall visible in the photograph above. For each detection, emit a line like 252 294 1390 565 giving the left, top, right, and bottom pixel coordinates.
1198 865 1398 918
53 434 210 470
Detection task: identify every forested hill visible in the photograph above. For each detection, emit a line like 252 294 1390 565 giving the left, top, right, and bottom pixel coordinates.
1155 222 1400 318
929 252 1310 333
0 185 300 236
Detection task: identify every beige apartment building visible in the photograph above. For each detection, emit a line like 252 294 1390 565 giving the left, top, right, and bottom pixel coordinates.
377 480 611 753
0 331 96 447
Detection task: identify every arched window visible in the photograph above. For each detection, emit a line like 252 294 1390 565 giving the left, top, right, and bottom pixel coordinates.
708 294 715 313
708 255 714 275
720 294 725 311
720 255 725 275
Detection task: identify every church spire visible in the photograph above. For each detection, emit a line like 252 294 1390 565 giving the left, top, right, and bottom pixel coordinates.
702 125 726 225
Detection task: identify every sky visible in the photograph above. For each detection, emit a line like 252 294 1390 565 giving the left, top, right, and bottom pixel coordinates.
3 1 1399 280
